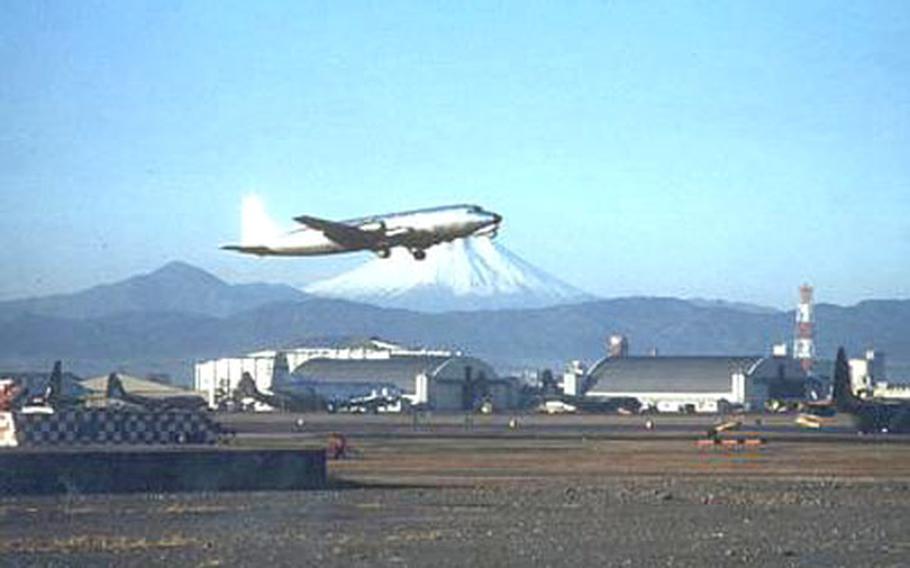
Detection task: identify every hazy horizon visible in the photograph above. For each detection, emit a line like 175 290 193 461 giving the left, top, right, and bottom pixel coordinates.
3 2 908 307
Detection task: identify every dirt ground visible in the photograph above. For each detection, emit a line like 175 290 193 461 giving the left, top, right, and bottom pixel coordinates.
3 415 910 566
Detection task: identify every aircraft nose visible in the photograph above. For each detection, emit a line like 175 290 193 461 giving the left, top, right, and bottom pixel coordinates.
490 212 502 224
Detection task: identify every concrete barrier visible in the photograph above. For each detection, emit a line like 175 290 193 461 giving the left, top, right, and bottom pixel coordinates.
13 409 222 446
0 447 326 494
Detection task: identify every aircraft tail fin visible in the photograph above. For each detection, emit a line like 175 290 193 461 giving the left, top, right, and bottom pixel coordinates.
241 194 283 245
236 372 260 398
832 347 860 412
43 360 63 406
272 353 291 386
106 373 127 400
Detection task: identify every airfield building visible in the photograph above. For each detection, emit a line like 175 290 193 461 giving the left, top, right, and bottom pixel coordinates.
849 349 886 396
846 349 910 400
583 354 808 413
194 339 514 411
291 355 512 410
194 353 280 409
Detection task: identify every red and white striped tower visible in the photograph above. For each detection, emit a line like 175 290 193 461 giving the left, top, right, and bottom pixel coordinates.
793 284 815 374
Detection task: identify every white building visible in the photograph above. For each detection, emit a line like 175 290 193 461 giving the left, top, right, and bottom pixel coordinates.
848 350 910 400
560 360 587 396
849 350 886 397
194 353 278 409
582 354 808 413
290 354 511 410
195 338 514 411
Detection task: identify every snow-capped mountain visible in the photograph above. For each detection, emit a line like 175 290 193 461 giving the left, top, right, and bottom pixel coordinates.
304 237 594 312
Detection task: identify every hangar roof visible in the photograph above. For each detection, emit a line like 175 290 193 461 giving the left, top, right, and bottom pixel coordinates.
586 356 763 394
749 356 809 380
291 356 454 391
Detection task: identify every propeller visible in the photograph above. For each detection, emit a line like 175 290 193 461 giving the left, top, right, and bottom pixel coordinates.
476 224 499 239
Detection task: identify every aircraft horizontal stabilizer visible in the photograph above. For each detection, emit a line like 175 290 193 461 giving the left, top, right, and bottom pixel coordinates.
221 245 273 255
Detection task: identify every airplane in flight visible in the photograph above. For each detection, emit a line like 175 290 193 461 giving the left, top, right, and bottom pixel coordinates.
222 201 502 261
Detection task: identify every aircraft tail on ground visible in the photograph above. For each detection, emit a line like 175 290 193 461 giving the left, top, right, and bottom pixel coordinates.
106 373 129 401
831 347 860 413
43 361 63 406
272 353 291 386
236 372 261 399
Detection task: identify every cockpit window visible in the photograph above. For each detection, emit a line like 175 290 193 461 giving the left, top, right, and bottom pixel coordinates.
469 206 482 213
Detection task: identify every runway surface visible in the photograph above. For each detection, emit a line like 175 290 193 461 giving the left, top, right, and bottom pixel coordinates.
4 411 910 567
220 410 910 444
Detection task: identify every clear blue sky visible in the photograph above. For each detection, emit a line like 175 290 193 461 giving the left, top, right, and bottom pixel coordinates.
2 1 908 307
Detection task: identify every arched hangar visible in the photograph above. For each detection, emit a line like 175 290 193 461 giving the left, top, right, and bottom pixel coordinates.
291 354 515 411
584 355 808 413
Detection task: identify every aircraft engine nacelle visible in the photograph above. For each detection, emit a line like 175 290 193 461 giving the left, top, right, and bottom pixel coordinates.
358 221 387 234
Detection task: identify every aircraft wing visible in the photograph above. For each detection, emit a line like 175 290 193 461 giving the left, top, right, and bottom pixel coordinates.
293 215 378 248
221 245 273 255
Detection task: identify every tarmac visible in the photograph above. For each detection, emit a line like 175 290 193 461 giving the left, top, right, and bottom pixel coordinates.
3 412 910 567
221 410 910 443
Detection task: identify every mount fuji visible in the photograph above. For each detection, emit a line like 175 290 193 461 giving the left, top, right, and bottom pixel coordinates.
304 237 594 312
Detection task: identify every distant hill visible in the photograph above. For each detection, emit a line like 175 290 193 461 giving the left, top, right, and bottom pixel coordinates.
685 298 781 315
0 261 307 320
1 262 908 384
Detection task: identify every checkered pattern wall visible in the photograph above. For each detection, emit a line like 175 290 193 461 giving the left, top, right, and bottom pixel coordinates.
15 409 221 446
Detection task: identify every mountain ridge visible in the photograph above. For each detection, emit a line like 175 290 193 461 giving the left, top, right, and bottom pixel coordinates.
1 261 908 384
0 261 308 320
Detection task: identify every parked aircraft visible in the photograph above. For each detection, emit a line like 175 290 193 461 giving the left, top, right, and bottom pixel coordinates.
572 395 642 414
105 373 208 412
539 395 641 415
538 399 577 414
19 361 83 413
327 390 402 414
235 372 324 412
222 201 502 261
832 347 910 433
